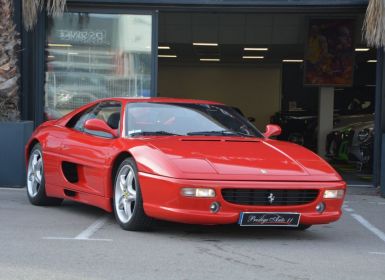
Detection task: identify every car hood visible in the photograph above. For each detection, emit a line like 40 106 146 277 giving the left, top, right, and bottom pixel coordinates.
129 137 341 181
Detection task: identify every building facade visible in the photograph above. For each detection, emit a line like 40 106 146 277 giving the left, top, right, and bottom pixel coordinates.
13 0 385 195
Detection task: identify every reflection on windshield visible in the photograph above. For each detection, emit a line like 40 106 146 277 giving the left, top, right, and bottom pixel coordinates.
125 102 263 138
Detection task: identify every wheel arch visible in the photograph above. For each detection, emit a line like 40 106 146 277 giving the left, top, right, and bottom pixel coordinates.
110 151 134 191
26 138 40 164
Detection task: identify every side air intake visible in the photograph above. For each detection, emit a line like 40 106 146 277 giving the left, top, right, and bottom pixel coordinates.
62 161 79 183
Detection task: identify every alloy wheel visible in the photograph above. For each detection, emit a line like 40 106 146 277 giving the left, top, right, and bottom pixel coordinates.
114 165 137 223
27 149 43 198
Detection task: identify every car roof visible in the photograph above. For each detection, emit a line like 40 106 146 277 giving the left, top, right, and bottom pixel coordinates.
96 97 224 105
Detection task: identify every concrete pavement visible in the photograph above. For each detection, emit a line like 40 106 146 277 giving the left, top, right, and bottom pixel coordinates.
0 186 385 280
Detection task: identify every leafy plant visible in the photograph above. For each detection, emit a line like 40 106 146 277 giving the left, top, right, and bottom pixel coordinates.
363 0 385 47
0 0 20 121
0 0 67 122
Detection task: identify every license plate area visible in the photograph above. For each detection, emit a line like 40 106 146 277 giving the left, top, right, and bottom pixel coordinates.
239 212 300 227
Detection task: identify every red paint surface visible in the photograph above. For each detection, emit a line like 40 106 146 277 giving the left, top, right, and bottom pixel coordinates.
26 98 346 225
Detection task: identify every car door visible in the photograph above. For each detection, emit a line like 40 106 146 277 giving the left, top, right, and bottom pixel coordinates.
58 101 122 197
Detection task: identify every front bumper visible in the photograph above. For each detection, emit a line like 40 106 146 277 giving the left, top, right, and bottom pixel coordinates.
139 172 346 225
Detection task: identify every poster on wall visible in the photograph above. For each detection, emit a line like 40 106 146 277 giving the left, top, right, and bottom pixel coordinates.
304 18 355 87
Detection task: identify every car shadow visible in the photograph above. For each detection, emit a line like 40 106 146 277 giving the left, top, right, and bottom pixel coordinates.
58 199 334 242
58 200 107 218
147 220 332 242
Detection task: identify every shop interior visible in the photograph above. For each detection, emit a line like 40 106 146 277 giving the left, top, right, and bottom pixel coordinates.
157 11 377 185
44 9 377 186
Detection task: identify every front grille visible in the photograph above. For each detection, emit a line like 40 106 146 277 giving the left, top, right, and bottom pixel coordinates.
221 189 319 206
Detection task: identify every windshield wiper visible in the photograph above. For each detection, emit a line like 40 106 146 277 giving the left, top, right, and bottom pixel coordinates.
129 131 181 137
187 130 252 137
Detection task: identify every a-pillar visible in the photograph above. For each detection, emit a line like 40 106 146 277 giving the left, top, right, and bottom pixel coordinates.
317 87 334 157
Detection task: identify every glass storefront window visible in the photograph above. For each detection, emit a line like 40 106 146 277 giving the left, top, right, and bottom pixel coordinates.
45 12 152 119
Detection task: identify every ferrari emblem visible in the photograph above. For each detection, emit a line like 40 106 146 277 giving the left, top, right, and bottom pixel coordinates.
267 193 275 204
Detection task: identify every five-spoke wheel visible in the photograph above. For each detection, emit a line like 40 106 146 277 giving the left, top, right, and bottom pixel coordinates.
26 144 63 206
27 148 43 198
113 158 153 231
114 165 137 223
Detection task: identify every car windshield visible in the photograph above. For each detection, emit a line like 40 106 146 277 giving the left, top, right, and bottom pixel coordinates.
125 102 263 138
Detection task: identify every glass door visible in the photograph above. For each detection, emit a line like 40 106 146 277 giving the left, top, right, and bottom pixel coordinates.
45 11 155 119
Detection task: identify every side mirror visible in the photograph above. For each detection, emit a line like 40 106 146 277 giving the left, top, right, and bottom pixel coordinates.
84 119 118 138
263 124 281 138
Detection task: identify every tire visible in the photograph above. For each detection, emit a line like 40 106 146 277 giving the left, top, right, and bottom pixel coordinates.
113 158 153 231
27 143 63 206
296 224 312 231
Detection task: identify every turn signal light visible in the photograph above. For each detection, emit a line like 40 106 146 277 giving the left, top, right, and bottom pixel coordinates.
323 189 344 199
181 188 216 198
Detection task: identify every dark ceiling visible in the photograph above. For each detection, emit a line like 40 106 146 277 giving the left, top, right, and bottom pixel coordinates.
158 12 376 65
158 43 376 65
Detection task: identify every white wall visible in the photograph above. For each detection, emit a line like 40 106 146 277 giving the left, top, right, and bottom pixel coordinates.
158 64 282 130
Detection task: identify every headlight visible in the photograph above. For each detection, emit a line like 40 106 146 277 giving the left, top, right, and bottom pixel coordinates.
323 189 345 199
181 188 216 198
358 128 370 142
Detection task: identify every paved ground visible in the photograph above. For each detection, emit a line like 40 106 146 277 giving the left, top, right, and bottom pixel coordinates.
1 187 385 280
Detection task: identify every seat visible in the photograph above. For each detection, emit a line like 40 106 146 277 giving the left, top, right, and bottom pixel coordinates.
107 112 120 129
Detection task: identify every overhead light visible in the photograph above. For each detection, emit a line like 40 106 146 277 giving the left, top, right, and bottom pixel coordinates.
366 84 376 87
158 46 170 50
244 47 268 51
200 58 220 62
47 55 55 59
367 60 377 63
193 42 218 46
355 48 370 52
47 43 72 47
283 59 303 63
243 56 264 59
68 52 78 55
158 54 177 58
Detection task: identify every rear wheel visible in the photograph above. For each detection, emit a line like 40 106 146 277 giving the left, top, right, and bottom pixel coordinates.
113 158 153 231
27 144 63 206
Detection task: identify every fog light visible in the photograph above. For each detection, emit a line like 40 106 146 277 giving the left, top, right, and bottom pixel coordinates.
181 188 216 198
323 189 344 199
210 202 221 213
316 202 326 213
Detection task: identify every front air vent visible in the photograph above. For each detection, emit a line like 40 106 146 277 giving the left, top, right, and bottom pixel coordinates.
221 189 319 206
224 139 259 143
180 139 259 143
180 139 220 142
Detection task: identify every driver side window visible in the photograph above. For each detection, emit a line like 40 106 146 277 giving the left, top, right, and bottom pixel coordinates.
68 101 122 138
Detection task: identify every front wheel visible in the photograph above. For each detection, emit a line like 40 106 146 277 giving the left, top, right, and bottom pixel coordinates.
296 224 312 230
113 158 153 231
27 144 63 206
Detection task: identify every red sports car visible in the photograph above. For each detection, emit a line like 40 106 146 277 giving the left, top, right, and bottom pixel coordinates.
26 98 346 231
